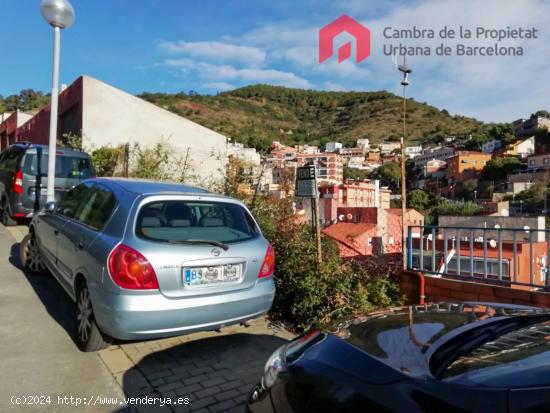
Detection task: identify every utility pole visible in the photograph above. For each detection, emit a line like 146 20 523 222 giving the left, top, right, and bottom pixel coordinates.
250 161 266 211
312 160 322 265
180 147 191 183
398 60 412 270
123 143 130 178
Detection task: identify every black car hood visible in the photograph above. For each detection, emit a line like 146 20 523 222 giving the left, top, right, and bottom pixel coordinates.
325 302 544 378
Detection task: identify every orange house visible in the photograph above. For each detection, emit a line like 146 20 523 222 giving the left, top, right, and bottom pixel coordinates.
446 151 491 183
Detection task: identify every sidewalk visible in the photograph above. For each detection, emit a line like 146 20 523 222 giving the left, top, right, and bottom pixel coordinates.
0 224 126 412
1 224 295 412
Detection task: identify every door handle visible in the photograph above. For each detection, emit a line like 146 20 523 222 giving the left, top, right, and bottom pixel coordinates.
77 241 85 250
54 229 59 235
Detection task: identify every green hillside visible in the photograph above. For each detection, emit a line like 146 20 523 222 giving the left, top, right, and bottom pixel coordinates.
2 85 487 152
139 84 485 151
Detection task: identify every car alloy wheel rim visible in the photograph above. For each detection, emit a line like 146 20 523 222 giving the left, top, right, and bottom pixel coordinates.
26 236 45 273
77 289 93 343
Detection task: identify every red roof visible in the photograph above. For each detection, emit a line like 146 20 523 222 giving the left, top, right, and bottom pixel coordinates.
386 208 422 216
322 223 375 243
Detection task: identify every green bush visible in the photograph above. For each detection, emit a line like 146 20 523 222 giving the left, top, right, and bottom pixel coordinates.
251 196 403 332
434 199 482 216
91 146 122 177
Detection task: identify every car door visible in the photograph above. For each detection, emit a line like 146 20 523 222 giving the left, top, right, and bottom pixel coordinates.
34 182 93 269
56 183 117 291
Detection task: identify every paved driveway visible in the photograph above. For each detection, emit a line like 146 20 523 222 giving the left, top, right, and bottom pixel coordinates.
1 224 293 413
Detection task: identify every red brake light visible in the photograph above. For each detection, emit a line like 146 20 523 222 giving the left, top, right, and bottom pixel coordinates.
108 244 159 290
12 170 23 194
258 243 275 278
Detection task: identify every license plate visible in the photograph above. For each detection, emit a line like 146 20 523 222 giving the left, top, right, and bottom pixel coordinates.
183 264 242 286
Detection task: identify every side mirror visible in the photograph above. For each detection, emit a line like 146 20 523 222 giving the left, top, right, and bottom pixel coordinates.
45 201 56 213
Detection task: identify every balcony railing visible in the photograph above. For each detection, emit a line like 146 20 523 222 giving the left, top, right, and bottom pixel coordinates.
407 225 550 291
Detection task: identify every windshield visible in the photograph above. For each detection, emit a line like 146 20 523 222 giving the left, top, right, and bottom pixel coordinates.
23 154 93 179
136 200 260 244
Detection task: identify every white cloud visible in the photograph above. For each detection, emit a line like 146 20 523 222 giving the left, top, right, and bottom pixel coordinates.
204 82 235 92
323 81 349 91
164 59 312 89
158 40 266 65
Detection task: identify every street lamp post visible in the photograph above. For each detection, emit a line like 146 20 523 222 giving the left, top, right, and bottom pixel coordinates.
520 200 524 214
40 0 75 202
398 62 412 270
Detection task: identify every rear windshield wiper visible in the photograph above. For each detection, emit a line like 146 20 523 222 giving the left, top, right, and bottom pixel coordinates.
167 239 229 251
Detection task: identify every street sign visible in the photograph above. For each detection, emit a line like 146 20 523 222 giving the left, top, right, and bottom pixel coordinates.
295 165 317 198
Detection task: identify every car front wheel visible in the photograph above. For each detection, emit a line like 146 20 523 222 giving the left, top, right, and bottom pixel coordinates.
76 284 110 352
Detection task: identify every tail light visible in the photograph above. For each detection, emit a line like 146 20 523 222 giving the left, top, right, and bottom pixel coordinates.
12 170 23 194
108 244 159 290
258 243 275 278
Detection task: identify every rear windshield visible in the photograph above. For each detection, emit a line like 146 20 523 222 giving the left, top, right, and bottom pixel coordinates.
23 154 93 179
441 320 550 387
136 200 260 244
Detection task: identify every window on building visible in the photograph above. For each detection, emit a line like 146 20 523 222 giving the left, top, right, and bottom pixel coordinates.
544 158 549 165
530 160 535 166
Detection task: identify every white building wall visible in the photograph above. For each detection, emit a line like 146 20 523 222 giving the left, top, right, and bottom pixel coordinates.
325 141 342 153
517 137 535 158
16 111 33 126
81 76 227 185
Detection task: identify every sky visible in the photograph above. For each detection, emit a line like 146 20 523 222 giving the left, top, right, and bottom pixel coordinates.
0 0 548 123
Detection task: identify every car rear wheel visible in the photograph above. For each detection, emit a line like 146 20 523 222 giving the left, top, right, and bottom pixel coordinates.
76 284 110 352
20 233 47 275
1 199 17 227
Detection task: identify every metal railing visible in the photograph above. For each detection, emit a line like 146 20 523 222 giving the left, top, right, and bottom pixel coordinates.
407 225 550 290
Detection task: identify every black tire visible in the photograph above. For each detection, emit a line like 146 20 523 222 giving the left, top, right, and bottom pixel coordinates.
1 199 17 227
75 283 110 352
20 233 47 275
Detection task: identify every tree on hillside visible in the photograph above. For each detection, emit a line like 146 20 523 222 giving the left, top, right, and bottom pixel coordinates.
464 132 490 150
344 165 369 180
370 162 401 189
407 189 433 211
534 110 550 118
487 124 515 145
1 89 50 112
480 157 522 181
535 128 550 154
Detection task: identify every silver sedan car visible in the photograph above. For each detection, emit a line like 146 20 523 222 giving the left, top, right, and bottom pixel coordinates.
21 178 275 351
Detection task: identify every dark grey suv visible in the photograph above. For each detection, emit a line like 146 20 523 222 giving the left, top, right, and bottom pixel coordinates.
0 143 94 226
